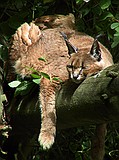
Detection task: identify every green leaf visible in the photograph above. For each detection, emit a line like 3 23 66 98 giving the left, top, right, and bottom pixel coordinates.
111 36 119 48
14 81 34 96
76 0 83 4
115 26 119 32
8 81 21 88
100 12 113 20
92 5 102 15
1 94 7 102
31 74 41 79
32 79 41 84
40 72 51 80
114 33 119 37
43 0 54 4
75 152 82 160
38 57 47 62
111 23 119 29
0 45 8 61
81 8 91 16
52 77 62 82
26 67 39 74
100 0 111 10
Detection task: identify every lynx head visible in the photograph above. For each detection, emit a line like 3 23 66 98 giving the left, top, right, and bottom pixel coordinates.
61 32 103 83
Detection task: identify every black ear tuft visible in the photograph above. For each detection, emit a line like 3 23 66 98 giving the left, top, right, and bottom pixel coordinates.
60 31 78 56
90 37 102 61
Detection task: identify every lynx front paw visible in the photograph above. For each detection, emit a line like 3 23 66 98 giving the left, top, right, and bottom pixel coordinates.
10 22 41 61
17 22 41 46
38 131 55 150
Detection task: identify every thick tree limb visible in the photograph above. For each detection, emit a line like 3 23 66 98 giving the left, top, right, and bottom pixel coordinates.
8 63 119 129
55 63 119 160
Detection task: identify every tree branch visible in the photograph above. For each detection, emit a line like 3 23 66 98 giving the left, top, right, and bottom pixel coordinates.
8 63 119 129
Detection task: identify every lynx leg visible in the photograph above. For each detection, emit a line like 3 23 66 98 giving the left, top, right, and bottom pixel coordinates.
91 123 107 160
38 78 56 150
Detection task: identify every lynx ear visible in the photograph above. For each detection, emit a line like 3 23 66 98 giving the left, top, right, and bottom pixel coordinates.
60 31 78 56
90 38 102 61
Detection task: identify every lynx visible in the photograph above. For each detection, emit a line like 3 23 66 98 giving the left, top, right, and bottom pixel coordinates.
9 14 113 150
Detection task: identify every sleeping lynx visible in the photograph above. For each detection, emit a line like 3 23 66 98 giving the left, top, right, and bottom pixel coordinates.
9 14 113 150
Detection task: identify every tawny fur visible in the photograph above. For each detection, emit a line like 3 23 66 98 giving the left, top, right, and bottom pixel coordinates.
9 14 113 150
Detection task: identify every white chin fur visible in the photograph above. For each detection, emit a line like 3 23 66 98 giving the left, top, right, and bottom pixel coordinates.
73 77 84 84
70 74 85 83
77 75 82 80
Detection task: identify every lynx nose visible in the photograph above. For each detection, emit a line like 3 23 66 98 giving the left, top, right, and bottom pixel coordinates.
73 74 79 80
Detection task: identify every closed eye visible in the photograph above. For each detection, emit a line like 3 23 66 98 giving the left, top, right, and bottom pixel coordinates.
67 65 78 69
81 62 88 69
82 66 87 69
67 65 73 69
83 65 89 69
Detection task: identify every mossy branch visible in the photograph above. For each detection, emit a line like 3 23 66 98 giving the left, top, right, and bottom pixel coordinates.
56 63 119 129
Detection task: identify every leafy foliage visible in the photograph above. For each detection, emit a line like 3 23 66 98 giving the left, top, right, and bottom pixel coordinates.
0 0 119 159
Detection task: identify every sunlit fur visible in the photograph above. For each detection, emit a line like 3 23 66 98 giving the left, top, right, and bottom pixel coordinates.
9 14 113 150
